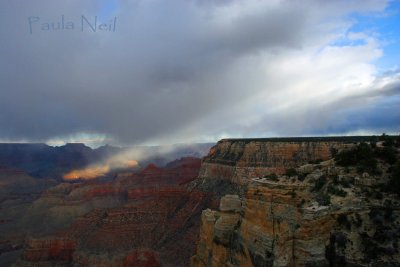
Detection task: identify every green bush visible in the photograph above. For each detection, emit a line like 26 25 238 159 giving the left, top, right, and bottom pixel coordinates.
332 174 339 185
396 135 400 148
264 173 278 181
387 161 400 195
316 193 331 206
312 175 327 192
285 168 298 177
339 178 351 188
373 191 383 199
298 173 307 181
337 215 351 231
380 133 394 147
335 232 348 248
309 158 323 164
327 185 347 197
335 143 378 173
353 213 362 228
375 146 397 164
330 147 339 157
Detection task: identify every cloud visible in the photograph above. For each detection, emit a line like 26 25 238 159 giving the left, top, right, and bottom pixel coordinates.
0 0 398 145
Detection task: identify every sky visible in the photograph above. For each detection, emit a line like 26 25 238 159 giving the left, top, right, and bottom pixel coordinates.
0 0 399 147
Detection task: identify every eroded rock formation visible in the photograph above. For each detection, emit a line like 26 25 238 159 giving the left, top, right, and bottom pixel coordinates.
200 138 354 184
191 139 400 267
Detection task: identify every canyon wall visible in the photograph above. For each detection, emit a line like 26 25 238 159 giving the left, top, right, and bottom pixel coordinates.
192 138 400 267
199 138 355 184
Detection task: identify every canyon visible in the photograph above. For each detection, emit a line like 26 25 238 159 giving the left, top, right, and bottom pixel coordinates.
7 157 213 267
1 136 399 266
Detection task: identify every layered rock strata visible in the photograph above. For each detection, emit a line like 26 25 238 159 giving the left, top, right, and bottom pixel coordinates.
13 157 212 267
192 155 400 267
200 138 355 184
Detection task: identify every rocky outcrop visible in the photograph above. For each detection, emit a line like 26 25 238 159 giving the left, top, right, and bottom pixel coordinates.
199 138 356 184
192 187 334 266
192 148 400 267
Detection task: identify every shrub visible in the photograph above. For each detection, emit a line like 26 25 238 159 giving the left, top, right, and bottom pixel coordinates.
330 147 338 157
375 146 397 164
337 214 351 230
309 158 323 164
332 174 339 185
356 158 378 173
368 209 382 220
298 173 307 181
327 185 347 197
335 143 378 173
285 168 298 177
387 161 400 195
361 232 379 260
335 143 371 166
312 175 327 192
380 133 394 147
396 135 400 148
384 208 393 221
339 179 351 188
335 232 347 248
264 173 278 181
353 213 362 228
372 190 383 199
264 173 279 182
316 193 331 206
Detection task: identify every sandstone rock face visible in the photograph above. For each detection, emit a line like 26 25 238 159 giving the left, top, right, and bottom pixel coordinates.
192 176 400 266
192 139 400 267
199 138 352 184
219 194 242 212
192 184 331 267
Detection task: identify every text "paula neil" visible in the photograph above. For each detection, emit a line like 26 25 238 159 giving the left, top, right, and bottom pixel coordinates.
28 15 117 34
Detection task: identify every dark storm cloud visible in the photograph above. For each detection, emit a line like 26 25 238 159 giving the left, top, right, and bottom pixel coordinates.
0 0 396 144
0 0 307 143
